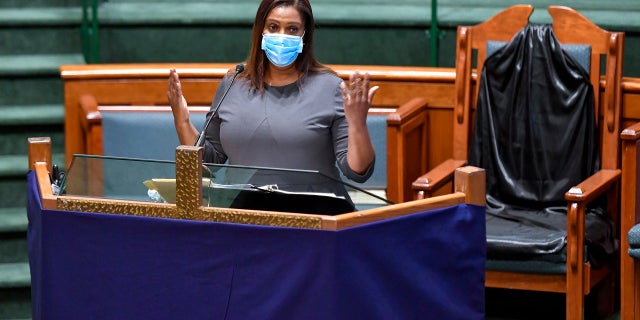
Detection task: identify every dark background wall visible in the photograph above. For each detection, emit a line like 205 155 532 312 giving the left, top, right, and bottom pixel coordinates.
93 0 640 76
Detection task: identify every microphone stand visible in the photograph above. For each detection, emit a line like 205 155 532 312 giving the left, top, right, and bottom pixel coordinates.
194 64 245 147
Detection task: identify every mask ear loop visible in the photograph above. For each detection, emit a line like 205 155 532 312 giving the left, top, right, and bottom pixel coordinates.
298 31 305 53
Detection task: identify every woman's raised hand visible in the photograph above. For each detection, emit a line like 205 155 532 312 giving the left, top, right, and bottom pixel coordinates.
167 68 190 123
340 71 379 126
167 68 199 145
340 70 378 174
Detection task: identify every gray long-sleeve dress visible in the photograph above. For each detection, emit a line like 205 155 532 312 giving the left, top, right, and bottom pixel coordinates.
202 71 374 200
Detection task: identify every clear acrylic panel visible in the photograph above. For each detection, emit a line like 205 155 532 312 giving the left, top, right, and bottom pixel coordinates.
60 154 392 214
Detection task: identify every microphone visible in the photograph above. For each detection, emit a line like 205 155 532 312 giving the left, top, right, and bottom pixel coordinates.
194 63 245 147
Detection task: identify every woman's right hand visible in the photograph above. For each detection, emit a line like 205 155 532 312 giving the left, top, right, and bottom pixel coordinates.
167 68 198 145
167 68 190 123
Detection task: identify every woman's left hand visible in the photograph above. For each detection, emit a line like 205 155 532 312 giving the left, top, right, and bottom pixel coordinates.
340 71 379 126
340 71 379 174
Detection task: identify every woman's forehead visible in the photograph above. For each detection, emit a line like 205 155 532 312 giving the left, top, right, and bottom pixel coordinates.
266 5 303 25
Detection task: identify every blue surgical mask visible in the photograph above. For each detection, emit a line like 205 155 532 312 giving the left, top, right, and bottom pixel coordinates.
261 33 304 67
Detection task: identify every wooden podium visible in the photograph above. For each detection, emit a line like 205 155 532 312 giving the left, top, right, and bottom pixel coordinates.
27 137 486 319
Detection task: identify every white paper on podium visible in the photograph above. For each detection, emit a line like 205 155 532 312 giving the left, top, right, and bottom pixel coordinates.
143 178 211 204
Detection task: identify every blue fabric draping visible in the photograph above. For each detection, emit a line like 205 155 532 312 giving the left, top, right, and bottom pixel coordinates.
26 170 485 320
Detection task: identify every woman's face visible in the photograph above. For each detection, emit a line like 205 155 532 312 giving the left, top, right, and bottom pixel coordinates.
263 5 304 36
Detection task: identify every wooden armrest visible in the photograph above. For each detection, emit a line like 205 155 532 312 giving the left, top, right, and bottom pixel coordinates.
79 94 102 132
79 94 105 155
565 170 620 272
565 169 621 203
387 97 428 125
621 122 640 141
412 158 467 192
386 96 430 203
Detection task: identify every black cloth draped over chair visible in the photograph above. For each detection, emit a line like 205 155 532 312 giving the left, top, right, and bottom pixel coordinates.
469 24 616 269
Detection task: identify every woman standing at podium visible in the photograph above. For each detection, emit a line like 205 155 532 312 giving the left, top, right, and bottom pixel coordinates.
167 0 377 206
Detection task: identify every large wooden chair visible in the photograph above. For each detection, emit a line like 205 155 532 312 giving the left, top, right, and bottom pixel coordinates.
621 121 640 320
411 5 624 319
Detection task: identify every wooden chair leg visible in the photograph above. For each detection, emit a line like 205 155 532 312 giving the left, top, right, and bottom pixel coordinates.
566 265 585 319
590 271 617 319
